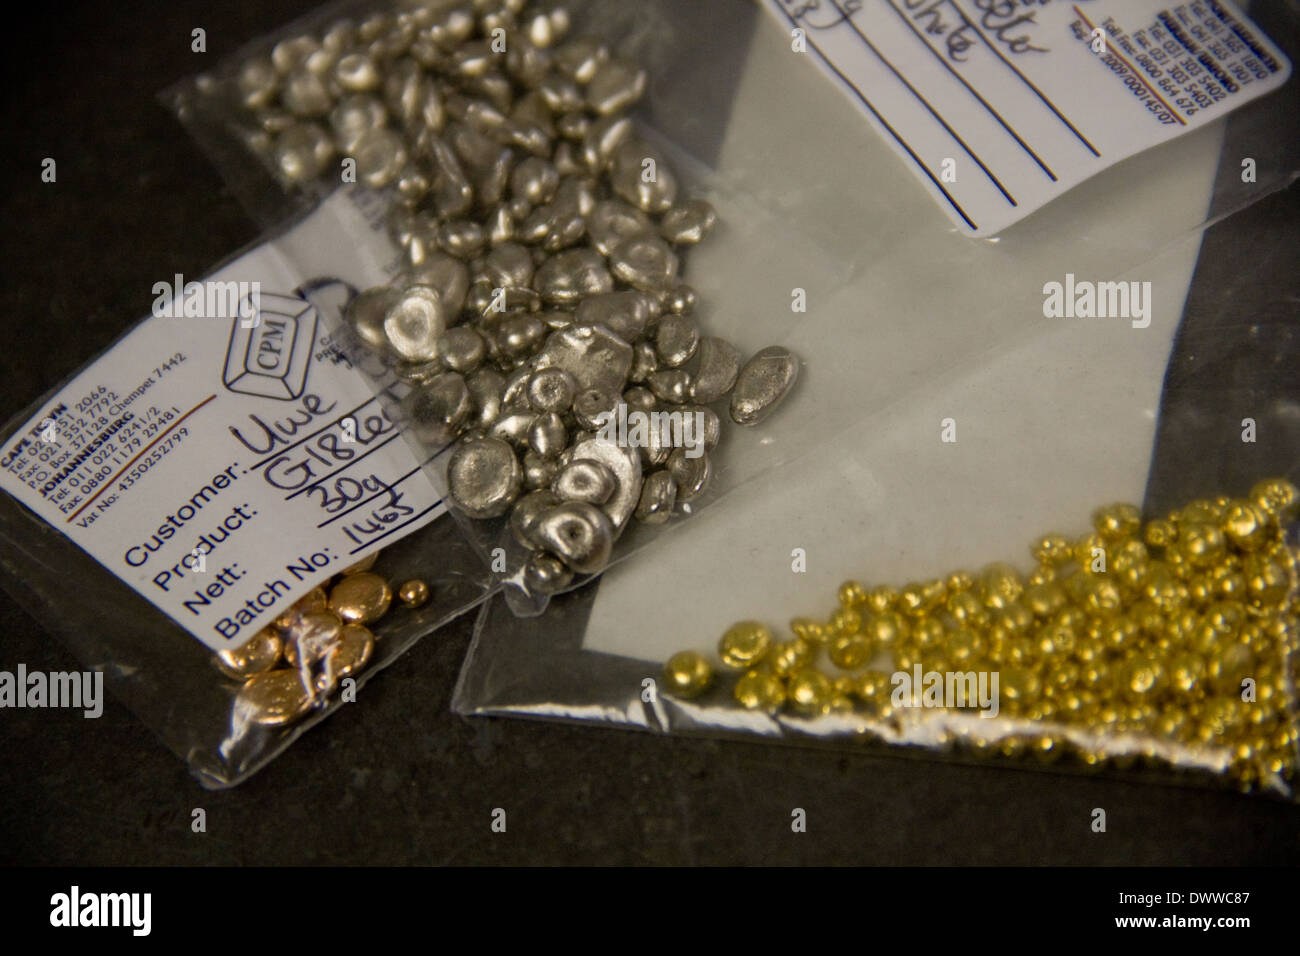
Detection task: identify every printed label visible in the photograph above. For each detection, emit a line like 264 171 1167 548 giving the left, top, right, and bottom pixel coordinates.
0 192 442 651
765 0 1290 235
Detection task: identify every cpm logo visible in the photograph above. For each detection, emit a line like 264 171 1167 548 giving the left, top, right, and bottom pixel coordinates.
222 291 317 401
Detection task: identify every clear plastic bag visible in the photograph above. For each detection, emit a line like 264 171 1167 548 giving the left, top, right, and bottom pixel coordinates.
450 1 1300 797
169 0 850 617
0 200 496 789
160 0 1298 795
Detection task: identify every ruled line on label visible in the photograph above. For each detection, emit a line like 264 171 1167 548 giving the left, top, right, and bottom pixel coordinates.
771 0 979 230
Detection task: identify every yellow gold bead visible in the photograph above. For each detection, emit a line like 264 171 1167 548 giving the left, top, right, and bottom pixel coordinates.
1061 569 1088 604
854 669 892 706
999 736 1028 758
1047 658 1080 690
1039 615 1079 657
1180 522 1227 568
1126 600 1163 637
1144 517 1178 550
1170 652 1205 693
768 638 813 677
1205 601 1245 634
787 670 833 716
397 579 430 608
911 616 944 648
946 570 974 593
1214 569 1247 600
1250 477 1299 523
1026 564 1057 587
1032 534 1072 566
326 624 375 684
790 617 828 644
1081 661 1109 690
1208 643 1255 696
215 627 283 680
1095 615 1135 650
1074 532 1108 571
979 562 1023 610
866 585 898 613
1093 503 1141 540
1256 666 1282 704
1023 582 1066 618
922 655 951 678
828 632 873 669
866 610 907 649
1032 735 1063 763
1074 634 1105 664
829 695 855 715
1187 574 1215 606
328 572 394 625
837 580 868 607
1080 577 1123 617
998 602 1035 633
1124 658 1162 697
235 670 314 726
832 676 856 697
1244 554 1291 610
1143 563 1189 612
1077 748 1105 770
898 583 927 616
1222 501 1269 551
830 606 862 635
920 579 948 607
946 628 979 663
1180 499 1224 524
998 635 1032 666
733 669 784 712
718 621 774 669
663 651 713 698
894 644 919 673
1165 545 1194 579
947 590 985 627
1156 711 1187 739
1112 538 1149 570
1057 691 1087 720
999 667 1039 705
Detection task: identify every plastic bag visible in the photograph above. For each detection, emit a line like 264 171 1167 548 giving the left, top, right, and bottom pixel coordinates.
0 198 496 789
166 0 1300 622
451 0 1300 798
161 0 1298 795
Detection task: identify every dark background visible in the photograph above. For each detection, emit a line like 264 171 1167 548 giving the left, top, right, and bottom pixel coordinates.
1 1 1297 866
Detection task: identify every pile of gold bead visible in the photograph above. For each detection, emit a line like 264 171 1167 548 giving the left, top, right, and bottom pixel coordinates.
663 478 1300 793
215 551 431 728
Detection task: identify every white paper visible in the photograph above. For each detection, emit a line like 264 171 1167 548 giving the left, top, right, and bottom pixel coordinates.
763 0 1288 235
0 191 441 652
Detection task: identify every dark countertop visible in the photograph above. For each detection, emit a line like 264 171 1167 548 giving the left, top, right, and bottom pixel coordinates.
2 0 1298 866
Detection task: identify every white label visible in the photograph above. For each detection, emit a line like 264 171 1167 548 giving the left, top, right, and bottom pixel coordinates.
0 191 442 651
766 0 1290 235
